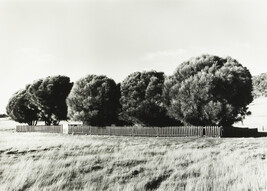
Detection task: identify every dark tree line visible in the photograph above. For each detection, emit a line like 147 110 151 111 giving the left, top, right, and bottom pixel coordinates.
7 55 254 127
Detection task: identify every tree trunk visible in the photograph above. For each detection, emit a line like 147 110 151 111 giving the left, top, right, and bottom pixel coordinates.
45 120 51 126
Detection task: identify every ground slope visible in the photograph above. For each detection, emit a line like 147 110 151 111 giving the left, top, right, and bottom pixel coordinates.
0 131 267 191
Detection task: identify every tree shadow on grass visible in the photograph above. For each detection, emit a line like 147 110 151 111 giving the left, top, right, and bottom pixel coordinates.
222 127 267 138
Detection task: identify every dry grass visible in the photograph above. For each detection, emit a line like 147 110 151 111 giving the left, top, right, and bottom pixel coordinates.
1 128 267 191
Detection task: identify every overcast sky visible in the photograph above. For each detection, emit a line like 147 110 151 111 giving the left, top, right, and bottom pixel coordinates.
1 0 267 113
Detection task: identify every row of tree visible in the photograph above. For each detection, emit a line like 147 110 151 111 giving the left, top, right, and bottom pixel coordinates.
6 55 254 127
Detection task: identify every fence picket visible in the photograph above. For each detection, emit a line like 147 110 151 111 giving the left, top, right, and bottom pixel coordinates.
16 125 222 137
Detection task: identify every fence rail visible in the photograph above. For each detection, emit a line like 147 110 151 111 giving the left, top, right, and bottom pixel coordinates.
16 125 222 137
67 125 222 137
16 125 63 133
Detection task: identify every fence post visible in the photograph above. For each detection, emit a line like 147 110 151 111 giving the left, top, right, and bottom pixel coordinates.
15 125 223 137
63 124 68 134
131 127 133 136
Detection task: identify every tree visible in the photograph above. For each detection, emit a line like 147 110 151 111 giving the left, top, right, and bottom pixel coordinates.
165 55 253 126
120 71 181 126
6 88 39 125
67 75 120 126
28 75 73 125
252 73 267 98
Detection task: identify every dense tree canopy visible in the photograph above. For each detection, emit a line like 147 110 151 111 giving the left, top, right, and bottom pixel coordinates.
6 88 39 125
28 75 73 125
120 71 181 126
67 75 120 126
6 55 255 128
165 55 253 126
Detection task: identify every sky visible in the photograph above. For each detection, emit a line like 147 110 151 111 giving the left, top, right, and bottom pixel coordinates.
1 0 267 113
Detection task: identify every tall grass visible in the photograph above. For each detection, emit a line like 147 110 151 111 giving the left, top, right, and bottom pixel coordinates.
1 131 267 191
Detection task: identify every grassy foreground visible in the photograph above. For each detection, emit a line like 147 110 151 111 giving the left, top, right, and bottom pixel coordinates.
0 131 267 191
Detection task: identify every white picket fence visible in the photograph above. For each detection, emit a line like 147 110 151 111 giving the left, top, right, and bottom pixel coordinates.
16 125 63 133
16 124 222 137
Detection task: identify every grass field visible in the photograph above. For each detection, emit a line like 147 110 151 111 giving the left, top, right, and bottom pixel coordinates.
1 121 267 191
2 95 267 191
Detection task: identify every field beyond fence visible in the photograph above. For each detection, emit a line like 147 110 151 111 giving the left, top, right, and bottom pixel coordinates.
16 125 222 137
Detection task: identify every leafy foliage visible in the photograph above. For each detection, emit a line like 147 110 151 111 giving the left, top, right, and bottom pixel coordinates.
253 73 267 97
28 76 73 125
6 88 39 125
120 71 181 126
67 75 120 126
165 55 253 126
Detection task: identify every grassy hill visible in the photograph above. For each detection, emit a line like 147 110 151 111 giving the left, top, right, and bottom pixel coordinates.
1 76 267 190
0 131 267 191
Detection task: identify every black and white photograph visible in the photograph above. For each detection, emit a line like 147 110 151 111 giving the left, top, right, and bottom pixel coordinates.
1 0 267 190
